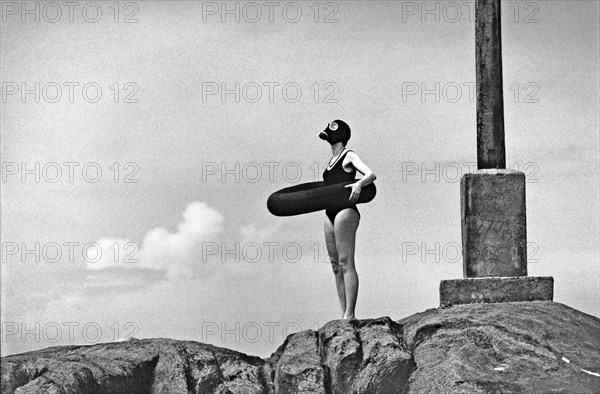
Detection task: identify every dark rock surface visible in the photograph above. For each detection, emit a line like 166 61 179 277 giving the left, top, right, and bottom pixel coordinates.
400 301 600 393
267 317 413 394
0 339 267 394
2 302 599 393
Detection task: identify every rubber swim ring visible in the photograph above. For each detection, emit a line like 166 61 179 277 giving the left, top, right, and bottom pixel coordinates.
267 180 377 217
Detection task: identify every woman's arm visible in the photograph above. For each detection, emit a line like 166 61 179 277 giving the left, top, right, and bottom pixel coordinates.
344 152 376 202
346 151 376 186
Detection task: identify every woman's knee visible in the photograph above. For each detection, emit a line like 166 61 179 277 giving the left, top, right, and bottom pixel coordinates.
330 259 342 274
337 255 354 272
327 246 339 263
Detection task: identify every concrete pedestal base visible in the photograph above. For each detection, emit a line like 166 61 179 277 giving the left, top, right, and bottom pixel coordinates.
440 276 554 307
461 169 527 277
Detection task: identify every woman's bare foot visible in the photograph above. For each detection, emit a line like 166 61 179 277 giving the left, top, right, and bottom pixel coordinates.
342 314 356 321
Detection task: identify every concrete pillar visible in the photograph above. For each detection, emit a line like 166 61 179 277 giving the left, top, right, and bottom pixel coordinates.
476 0 506 169
438 0 554 307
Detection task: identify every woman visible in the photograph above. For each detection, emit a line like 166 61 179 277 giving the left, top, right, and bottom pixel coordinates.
319 120 376 320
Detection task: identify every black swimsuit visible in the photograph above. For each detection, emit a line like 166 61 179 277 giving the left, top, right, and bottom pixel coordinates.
323 149 360 224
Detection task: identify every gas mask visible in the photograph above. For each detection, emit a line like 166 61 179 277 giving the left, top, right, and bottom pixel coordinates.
319 120 351 145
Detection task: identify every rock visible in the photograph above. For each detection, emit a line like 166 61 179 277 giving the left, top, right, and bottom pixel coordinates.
399 301 600 393
1 302 598 393
317 317 414 394
352 318 413 393
0 339 266 394
267 330 325 393
267 317 413 393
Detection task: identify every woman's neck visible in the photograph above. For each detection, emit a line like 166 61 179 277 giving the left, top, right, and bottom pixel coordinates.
330 143 345 157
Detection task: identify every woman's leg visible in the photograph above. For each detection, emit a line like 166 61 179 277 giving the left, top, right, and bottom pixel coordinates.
334 208 360 320
324 216 346 317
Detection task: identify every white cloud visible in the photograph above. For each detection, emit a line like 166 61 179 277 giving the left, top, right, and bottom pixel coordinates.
86 202 223 279
85 237 138 271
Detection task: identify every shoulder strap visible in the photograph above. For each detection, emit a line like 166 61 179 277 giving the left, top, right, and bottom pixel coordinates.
337 149 353 165
329 149 352 169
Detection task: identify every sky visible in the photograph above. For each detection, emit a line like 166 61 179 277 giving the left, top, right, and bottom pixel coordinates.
1 0 598 358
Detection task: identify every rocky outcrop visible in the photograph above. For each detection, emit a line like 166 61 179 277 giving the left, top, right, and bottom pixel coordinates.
267 317 413 393
399 301 600 393
0 339 267 394
2 301 599 393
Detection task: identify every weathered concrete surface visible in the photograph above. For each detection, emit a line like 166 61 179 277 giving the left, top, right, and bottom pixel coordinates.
461 170 527 277
476 0 506 169
440 276 554 307
2 303 599 393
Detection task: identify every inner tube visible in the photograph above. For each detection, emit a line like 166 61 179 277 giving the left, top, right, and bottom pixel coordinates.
267 180 377 217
